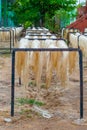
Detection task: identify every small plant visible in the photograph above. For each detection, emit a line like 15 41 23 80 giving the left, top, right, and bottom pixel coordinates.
28 81 36 87
17 98 45 106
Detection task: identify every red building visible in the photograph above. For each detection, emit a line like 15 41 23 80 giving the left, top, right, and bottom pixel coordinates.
67 1 87 33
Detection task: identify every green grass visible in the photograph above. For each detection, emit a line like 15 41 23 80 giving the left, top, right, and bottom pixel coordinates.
28 81 36 87
17 98 45 106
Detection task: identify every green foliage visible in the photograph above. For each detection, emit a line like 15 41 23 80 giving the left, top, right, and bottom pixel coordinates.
24 21 32 29
55 9 71 28
45 13 60 33
45 7 77 33
9 0 77 30
17 98 45 106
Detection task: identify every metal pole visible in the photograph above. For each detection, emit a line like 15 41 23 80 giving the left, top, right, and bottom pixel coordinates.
11 50 15 116
10 30 11 52
12 30 14 47
79 49 83 119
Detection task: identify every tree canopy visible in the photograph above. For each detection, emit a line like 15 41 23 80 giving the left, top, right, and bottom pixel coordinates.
9 0 77 28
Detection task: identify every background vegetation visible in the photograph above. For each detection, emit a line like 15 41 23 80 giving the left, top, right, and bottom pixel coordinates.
8 0 77 32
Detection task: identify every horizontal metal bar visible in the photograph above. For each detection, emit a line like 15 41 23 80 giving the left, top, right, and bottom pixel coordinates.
12 47 81 52
26 34 58 36
0 48 11 50
0 29 12 32
0 52 11 54
24 38 65 41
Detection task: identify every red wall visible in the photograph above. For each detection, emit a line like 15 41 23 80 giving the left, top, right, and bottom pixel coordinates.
67 14 87 32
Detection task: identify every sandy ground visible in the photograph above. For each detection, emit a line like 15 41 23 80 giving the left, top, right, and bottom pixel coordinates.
0 54 87 130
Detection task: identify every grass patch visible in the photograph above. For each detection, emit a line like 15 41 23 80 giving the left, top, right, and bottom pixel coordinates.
17 98 45 106
28 81 36 87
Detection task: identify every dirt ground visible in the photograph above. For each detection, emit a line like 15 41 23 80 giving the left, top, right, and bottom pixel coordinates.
0 54 87 130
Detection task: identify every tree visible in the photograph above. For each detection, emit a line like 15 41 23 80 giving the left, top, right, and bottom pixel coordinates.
9 0 77 28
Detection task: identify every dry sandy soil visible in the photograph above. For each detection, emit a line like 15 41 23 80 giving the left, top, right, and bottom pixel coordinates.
0 54 87 130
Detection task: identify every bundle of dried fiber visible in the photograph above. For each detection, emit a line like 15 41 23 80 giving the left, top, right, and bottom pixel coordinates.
57 40 69 86
15 38 29 85
46 43 62 88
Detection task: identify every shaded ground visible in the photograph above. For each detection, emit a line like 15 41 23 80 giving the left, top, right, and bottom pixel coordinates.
0 55 87 130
